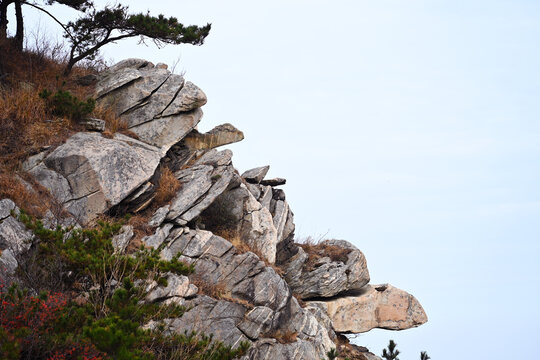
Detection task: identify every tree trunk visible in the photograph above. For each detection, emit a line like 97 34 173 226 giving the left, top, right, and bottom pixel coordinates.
14 0 22 50
0 1 11 43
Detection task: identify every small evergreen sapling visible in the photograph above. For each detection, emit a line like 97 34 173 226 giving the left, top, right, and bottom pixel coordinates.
382 340 400 360
326 348 338 360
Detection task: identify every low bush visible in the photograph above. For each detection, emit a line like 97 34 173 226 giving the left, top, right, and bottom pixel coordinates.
3 213 250 360
39 88 95 122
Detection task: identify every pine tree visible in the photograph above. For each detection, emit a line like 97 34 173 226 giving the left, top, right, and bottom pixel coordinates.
326 348 338 360
63 4 210 74
0 1 210 74
420 351 431 360
382 340 400 360
0 1 90 50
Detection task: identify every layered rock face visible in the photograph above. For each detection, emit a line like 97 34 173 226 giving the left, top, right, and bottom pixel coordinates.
95 59 206 151
6 59 427 360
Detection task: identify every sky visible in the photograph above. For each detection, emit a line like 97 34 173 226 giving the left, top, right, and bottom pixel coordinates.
10 1 540 358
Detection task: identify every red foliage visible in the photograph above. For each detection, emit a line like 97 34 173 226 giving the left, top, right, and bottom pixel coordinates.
47 342 106 360
0 279 105 360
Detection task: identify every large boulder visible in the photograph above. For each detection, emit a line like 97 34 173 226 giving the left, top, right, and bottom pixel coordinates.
24 132 162 224
282 240 370 299
307 284 428 333
96 59 206 151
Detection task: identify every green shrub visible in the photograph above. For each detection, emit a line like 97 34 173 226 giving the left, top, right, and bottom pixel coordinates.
39 88 95 121
7 212 250 360
326 348 338 360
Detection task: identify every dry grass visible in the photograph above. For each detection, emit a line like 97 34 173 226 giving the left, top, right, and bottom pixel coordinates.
214 228 284 276
0 44 102 172
0 85 75 169
92 102 128 134
297 237 352 272
188 275 227 300
189 274 254 309
127 214 154 239
0 170 58 218
267 329 298 344
334 334 372 360
154 167 181 207
214 228 250 253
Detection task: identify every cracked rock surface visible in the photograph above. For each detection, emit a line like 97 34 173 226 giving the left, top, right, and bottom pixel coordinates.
282 239 370 299
96 58 207 151
23 132 162 224
152 227 334 358
165 149 236 226
0 199 32 282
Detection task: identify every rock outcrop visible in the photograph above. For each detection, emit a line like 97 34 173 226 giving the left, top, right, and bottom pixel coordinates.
183 123 244 150
165 149 235 226
308 284 427 333
96 59 206 151
5 59 427 360
23 132 162 224
282 240 370 299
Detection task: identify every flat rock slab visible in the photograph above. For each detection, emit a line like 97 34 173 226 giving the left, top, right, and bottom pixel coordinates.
24 132 162 224
0 203 33 283
307 284 427 333
260 178 286 186
242 166 270 184
183 123 244 150
0 199 16 220
242 338 330 360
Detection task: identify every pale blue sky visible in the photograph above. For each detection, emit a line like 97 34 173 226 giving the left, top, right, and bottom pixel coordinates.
13 1 540 358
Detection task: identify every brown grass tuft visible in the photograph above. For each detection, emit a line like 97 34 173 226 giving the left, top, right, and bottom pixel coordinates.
101 130 114 139
127 214 154 239
154 167 181 207
298 237 352 272
189 274 254 309
0 85 74 168
190 274 227 299
267 329 298 344
0 170 57 218
214 228 284 276
0 45 101 170
214 228 250 253
334 334 373 360
92 102 128 134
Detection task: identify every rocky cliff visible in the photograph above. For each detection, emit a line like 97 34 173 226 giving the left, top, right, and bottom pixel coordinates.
0 59 427 360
